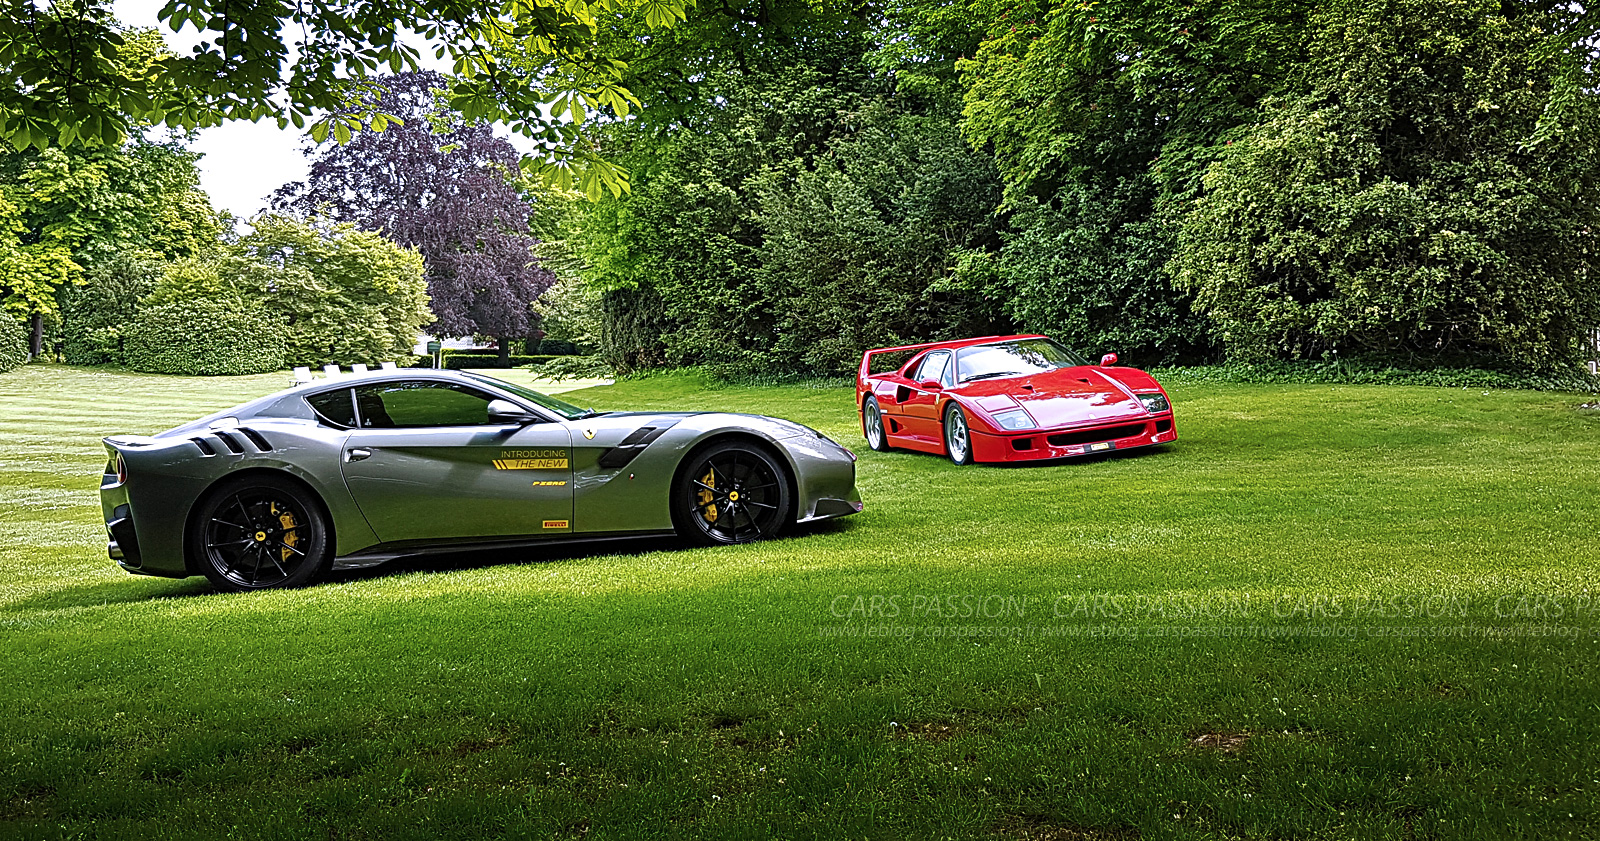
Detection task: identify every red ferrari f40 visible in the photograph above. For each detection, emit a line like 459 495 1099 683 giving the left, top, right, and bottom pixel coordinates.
856 335 1177 464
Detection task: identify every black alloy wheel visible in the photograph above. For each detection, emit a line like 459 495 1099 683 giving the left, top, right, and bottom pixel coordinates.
944 402 975 466
192 475 331 592
862 396 891 452
674 442 793 545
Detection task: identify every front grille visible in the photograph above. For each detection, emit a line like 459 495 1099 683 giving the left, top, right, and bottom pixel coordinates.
1046 423 1148 448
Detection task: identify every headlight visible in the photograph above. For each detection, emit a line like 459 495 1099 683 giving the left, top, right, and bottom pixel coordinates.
1138 393 1170 414
991 408 1037 430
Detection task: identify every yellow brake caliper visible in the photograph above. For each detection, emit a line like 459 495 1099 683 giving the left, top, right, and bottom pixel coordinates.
275 504 299 561
698 468 717 523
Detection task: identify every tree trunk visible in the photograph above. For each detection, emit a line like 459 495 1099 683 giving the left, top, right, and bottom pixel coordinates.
29 313 43 360
497 338 511 368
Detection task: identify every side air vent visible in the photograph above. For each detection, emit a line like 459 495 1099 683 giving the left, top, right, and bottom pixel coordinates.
238 427 273 452
597 426 667 469
189 437 217 456
211 431 245 454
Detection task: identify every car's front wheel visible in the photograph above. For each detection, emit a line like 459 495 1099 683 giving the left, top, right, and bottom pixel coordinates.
944 403 975 466
191 474 332 592
862 396 891 452
674 442 794 545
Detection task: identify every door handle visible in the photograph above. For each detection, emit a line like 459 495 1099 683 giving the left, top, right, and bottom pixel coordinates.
345 447 372 462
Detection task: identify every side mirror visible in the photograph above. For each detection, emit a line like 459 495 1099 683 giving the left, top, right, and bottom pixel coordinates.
488 399 537 425
917 380 944 393
1099 353 1118 367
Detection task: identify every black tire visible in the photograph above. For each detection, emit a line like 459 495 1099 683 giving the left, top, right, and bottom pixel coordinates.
943 402 975 466
861 396 891 452
191 474 332 592
673 441 794 546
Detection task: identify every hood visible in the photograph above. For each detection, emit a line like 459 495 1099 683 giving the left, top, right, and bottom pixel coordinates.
960 367 1146 429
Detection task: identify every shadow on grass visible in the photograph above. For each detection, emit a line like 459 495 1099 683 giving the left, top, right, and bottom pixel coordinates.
328 517 858 585
11 519 859 609
6 577 213 612
982 443 1175 468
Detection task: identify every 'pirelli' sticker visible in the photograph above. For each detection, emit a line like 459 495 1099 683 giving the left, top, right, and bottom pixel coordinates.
493 448 569 469
542 519 569 529
530 480 568 487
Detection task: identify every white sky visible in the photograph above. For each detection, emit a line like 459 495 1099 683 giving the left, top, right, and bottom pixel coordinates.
112 0 533 220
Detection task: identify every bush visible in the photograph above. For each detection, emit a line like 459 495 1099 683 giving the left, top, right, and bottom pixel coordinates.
421 353 564 369
0 316 27 372
124 301 285 375
59 254 159 365
530 355 614 381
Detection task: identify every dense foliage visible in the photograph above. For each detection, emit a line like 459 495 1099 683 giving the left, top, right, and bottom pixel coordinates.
551 0 1598 378
0 315 26 372
1171 0 1600 370
0 138 218 345
146 215 431 367
2 0 691 196
273 73 554 362
59 253 159 365
123 300 285 375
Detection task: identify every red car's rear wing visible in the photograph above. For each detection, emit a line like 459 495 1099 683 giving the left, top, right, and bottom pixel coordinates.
857 335 1046 387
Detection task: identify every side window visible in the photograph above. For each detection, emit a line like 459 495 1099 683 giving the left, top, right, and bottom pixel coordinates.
913 351 950 386
306 388 357 428
353 382 499 428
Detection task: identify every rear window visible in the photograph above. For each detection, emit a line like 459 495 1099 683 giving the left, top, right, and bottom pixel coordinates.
306 389 357 428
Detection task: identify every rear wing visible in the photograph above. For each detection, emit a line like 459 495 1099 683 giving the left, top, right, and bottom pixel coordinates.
857 334 1047 387
858 341 944 386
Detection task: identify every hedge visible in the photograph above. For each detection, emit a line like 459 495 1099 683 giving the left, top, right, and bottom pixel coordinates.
0 316 27 373
124 301 286 376
409 353 570 369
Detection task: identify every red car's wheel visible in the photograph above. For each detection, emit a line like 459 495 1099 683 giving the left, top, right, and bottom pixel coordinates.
943 402 975 466
861 396 891 452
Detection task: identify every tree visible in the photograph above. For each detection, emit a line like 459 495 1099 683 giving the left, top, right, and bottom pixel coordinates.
1171 0 1600 370
0 136 220 356
1 0 690 197
272 73 554 365
145 215 432 367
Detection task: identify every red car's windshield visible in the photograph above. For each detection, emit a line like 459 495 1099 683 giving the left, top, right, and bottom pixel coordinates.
955 338 1091 383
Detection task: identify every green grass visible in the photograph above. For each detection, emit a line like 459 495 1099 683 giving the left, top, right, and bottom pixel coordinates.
3 364 1600 840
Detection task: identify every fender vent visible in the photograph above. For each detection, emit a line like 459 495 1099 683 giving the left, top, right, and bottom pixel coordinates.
238 427 273 452
189 437 216 456
211 431 245 454
598 426 667 468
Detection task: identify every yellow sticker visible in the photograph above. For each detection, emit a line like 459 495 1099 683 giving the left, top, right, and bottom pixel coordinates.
542 519 569 529
494 449 569 469
583 428 596 440
530 480 568 486
493 458 569 469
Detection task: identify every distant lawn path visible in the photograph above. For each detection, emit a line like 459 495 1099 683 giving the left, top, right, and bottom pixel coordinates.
2 364 1597 839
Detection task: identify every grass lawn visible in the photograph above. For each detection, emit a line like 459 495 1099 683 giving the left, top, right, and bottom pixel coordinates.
2 364 1598 840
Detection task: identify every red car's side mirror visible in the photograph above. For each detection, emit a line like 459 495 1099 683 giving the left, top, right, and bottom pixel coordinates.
1099 353 1118 367
917 380 944 392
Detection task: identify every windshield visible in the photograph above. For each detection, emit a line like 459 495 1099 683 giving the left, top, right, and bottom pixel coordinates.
463 372 592 420
954 338 1091 383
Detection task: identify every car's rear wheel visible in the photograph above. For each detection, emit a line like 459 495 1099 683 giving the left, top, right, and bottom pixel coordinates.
862 396 891 452
944 403 975 466
192 474 331 592
674 441 793 545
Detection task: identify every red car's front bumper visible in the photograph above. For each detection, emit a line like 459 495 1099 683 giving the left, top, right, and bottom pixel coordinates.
969 414 1177 463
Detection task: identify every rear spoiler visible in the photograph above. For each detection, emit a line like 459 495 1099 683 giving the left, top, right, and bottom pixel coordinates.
857 335 1047 384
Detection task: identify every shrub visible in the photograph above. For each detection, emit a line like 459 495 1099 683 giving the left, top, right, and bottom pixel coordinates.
1152 361 1600 393
124 301 285 375
0 316 27 372
530 355 614 381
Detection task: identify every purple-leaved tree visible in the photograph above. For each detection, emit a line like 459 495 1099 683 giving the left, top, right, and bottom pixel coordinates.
273 72 553 365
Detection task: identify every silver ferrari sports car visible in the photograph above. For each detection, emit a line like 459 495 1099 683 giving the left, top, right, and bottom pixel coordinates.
100 369 862 592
